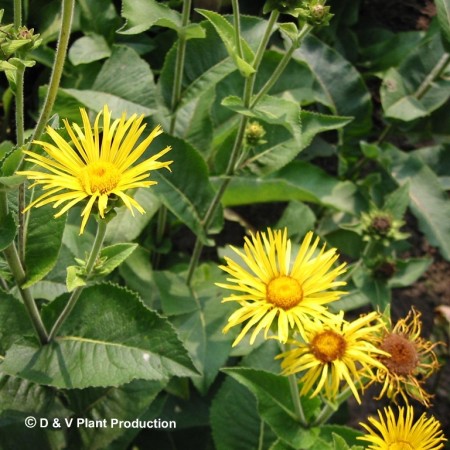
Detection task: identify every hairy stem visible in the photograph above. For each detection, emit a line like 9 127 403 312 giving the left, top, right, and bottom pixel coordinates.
311 386 353 426
27 0 75 148
47 218 107 342
231 0 243 59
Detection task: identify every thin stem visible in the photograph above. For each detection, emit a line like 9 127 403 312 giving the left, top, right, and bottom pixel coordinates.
311 385 353 426
378 52 450 145
27 0 75 148
13 0 22 28
186 11 280 285
1 193 48 344
169 0 192 133
288 373 307 426
251 24 312 107
47 218 107 342
231 0 243 59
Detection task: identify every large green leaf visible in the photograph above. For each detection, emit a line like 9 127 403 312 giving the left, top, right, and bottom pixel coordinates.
436 0 450 49
61 45 158 117
68 34 111 65
154 264 235 394
23 202 66 288
385 146 450 260
0 212 16 252
294 35 372 138
218 161 359 214
152 135 223 242
1 284 197 388
0 292 34 355
224 368 321 449
65 379 165 450
380 33 450 121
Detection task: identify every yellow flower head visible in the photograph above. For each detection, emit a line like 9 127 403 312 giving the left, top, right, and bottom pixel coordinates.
216 229 347 346
368 307 441 406
278 311 388 404
358 405 447 450
18 105 172 234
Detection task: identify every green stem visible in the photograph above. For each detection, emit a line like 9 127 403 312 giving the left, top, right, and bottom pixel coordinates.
251 24 312 108
47 218 107 342
169 0 192 133
311 386 353 426
1 194 48 344
185 11 280 285
378 52 450 145
154 0 192 268
13 0 22 28
27 0 75 148
231 0 243 59
288 373 307 426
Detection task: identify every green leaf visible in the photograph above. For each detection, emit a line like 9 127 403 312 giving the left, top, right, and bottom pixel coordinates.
66 265 86 292
0 212 17 252
23 203 66 289
211 377 276 450
0 292 32 355
383 182 410 220
155 264 235 394
97 243 138 276
224 368 321 449
68 34 111 65
196 9 255 77
352 267 391 311
222 95 302 144
436 0 450 49
380 33 450 121
119 0 182 34
294 35 372 138
1 284 197 388
385 146 450 260
65 379 165 450
389 258 432 288
152 135 223 243
61 45 158 117
218 161 359 214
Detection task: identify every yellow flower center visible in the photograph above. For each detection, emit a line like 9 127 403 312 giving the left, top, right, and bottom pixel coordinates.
266 276 303 310
379 333 418 376
388 442 413 450
311 330 347 363
79 161 120 194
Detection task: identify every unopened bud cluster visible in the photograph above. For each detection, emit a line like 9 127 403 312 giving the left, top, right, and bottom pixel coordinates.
263 0 333 26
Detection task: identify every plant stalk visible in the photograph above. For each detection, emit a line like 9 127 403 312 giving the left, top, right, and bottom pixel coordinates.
1 193 48 344
288 372 308 426
27 0 75 148
186 10 280 285
47 218 107 342
311 386 353 426
231 0 243 59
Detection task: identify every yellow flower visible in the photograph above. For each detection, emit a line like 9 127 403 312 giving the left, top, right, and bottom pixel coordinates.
358 405 447 450
18 105 172 234
278 311 388 404
368 307 441 406
216 228 347 346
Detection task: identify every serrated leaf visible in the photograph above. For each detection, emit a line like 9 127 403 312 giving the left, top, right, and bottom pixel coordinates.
23 203 66 288
196 9 255 77
1 284 197 388
0 212 17 252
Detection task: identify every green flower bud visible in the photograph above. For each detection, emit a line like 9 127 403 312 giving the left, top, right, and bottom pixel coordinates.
244 121 267 147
